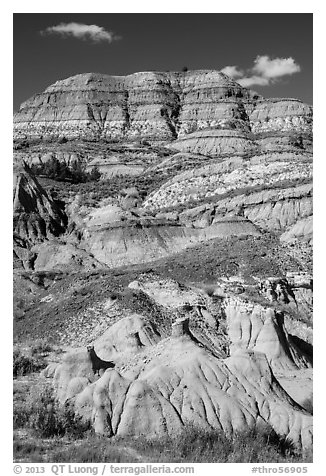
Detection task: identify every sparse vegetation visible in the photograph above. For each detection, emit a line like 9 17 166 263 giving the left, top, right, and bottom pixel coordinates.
14 382 91 438
48 438 137 463
127 424 311 463
14 139 30 150
13 349 45 377
36 166 175 207
13 423 312 463
30 339 53 356
13 439 47 463
29 157 101 183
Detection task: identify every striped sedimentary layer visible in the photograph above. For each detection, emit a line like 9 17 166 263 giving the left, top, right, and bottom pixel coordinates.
143 152 312 212
36 216 260 271
14 70 312 142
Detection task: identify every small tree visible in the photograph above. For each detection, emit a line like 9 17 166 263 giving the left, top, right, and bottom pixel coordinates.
289 134 304 149
43 157 61 179
57 162 71 181
88 166 101 182
29 163 41 176
71 160 87 183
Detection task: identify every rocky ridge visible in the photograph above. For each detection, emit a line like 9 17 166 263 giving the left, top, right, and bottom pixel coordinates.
14 71 312 143
13 165 67 241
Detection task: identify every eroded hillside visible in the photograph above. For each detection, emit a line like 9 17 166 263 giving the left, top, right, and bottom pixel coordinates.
13 70 313 459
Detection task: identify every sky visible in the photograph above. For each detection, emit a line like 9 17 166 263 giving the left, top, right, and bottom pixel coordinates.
13 13 312 111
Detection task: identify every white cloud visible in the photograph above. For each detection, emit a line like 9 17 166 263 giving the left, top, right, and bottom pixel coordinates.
253 55 301 79
237 75 270 87
41 22 120 43
221 55 301 88
220 65 244 79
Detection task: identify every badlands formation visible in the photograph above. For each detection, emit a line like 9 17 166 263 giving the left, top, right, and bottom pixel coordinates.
14 70 313 454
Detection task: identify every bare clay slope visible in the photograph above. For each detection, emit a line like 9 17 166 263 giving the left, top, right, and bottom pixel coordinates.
46 272 312 450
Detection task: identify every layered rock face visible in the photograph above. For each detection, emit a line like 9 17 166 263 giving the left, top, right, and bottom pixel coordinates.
281 216 313 244
14 69 313 455
80 215 261 269
13 70 313 258
248 99 312 134
14 71 312 143
144 152 312 212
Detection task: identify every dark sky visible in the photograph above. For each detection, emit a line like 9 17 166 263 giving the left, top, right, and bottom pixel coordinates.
13 13 312 111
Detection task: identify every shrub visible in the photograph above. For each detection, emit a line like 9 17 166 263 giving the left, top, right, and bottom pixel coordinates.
29 159 101 183
13 399 31 429
30 339 53 356
55 403 92 439
289 134 304 149
87 166 102 182
229 427 293 463
13 349 44 377
13 439 46 463
27 383 91 438
50 437 136 463
13 406 312 463
14 140 29 150
27 384 59 437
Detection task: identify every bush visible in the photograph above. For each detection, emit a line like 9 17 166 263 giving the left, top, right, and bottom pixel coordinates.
13 349 44 377
51 438 136 463
87 166 102 182
30 339 53 356
29 158 101 183
13 439 46 463
14 140 29 150
13 399 31 429
289 134 304 149
27 383 91 438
